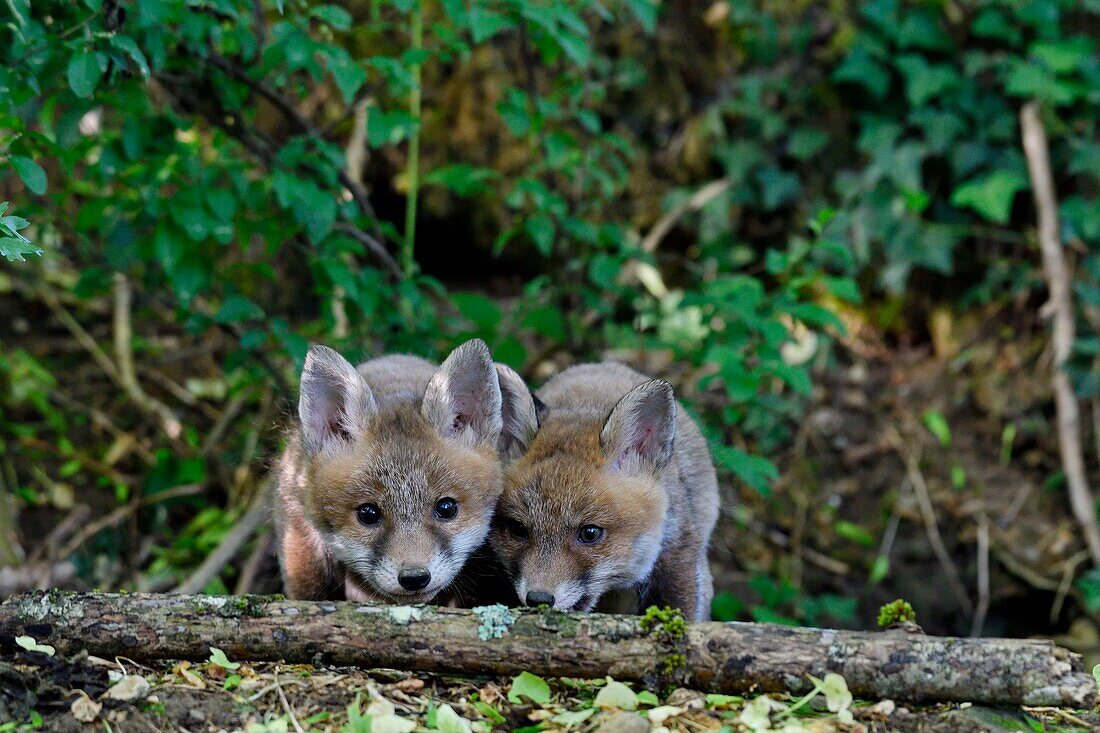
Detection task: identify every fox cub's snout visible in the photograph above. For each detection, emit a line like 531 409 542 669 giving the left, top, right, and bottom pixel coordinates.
490 363 719 621
275 339 534 603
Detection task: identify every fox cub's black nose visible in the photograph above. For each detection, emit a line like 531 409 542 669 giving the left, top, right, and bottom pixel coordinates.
398 568 432 591
526 590 555 607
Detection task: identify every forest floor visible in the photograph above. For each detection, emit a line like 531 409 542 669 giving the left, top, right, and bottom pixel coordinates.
3 650 1099 733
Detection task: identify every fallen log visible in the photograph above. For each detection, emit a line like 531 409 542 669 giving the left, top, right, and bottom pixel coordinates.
0 591 1093 708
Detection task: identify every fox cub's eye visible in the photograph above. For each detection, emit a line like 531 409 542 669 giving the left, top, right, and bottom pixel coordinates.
503 518 529 541
356 503 381 526
577 524 605 544
434 497 459 520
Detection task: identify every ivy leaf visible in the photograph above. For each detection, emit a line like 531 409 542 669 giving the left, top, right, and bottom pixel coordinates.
11 156 47 195
470 7 512 44
310 4 353 31
950 169 1028 224
508 671 551 705
67 50 102 98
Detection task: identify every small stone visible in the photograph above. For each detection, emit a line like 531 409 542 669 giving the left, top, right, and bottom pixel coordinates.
188 709 207 723
597 711 648 733
666 688 705 710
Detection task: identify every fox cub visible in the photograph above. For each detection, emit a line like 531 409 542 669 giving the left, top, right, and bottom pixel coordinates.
274 339 534 603
489 362 719 621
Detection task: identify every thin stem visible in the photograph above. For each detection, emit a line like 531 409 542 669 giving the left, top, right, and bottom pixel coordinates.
402 0 424 281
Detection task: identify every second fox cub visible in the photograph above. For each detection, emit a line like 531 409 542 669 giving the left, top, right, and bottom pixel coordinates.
490 362 719 621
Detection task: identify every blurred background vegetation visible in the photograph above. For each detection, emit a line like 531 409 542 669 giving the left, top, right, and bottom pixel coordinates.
1 0 1098 655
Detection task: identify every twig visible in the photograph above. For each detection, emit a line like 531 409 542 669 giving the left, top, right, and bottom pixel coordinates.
1050 549 1089 624
887 427 974 615
871 514 900 584
56 484 205 561
621 177 732 292
402 1 425 280
274 666 306 733
993 547 1060 592
201 389 253 457
970 515 989 637
333 222 402 279
173 478 273 595
113 273 185 440
233 529 272 595
17 435 132 487
642 178 732 254
1020 103 1100 565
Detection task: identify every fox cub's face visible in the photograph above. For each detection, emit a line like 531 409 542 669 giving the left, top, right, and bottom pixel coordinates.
299 340 529 602
490 380 676 611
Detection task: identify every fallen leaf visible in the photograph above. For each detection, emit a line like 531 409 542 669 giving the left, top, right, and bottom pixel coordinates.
395 677 425 692
70 691 102 722
434 703 473 733
647 706 683 724
209 647 241 670
508 671 551 705
595 679 638 711
102 675 151 702
15 635 55 656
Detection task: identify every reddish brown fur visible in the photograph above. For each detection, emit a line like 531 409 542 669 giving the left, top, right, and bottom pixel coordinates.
490 363 718 620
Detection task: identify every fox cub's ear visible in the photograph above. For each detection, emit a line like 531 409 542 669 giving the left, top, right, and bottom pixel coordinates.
299 345 378 456
495 364 539 459
601 379 677 474
423 339 503 449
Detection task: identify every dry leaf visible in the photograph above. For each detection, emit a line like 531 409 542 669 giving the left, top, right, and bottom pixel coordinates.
102 675 151 702
71 691 102 722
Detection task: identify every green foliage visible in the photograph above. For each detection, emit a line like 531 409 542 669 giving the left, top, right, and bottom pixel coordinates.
0 202 40 261
508 671 551 705
877 599 917 628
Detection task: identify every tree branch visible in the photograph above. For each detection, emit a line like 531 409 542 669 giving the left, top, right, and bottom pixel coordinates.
1019 102 1100 565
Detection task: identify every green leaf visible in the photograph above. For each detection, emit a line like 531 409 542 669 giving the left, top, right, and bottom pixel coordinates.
470 7 513 43
322 47 366 104
451 292 502 333
508 671 551 705
423 164 498 196
208 647 240 670
472 702 505 724
110 35 150 78
895 55 958 106
310 4 353 30
922 409 952 447
11 156 47 195
710 591 744 622
524 213 555 256
215 295 265 324
1032 37 1093 74
550 708 595 729
636 691 659 707
834 520 875 546
712 446 777 495
950 169 1028 224
624 0 658 33
0 237 42 262
67 50 102 98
